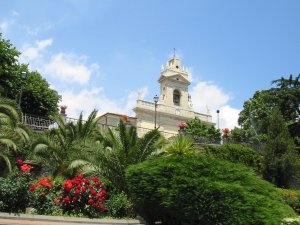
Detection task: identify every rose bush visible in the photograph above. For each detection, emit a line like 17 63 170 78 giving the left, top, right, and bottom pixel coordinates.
56 174 106 218
29 177 62 215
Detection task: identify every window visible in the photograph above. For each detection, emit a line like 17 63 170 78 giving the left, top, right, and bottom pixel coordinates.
173 89 181 106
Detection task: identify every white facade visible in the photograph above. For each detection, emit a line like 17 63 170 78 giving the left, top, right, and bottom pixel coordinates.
134 56 214 138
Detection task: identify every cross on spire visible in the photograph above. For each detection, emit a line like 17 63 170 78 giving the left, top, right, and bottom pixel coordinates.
173 48 176 57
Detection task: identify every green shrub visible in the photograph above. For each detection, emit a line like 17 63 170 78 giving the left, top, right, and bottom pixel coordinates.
105 191 133 218
0 172 32 213
204 143 261 169
126 154 295 225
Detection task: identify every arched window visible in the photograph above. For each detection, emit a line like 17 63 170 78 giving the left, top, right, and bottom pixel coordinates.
173 89 181 106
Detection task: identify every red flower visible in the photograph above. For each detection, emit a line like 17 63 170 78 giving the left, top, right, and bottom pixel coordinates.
17 159 23 165
64 196 70 204
82 186 87 192
90 189 97 196
97 197 105 202
39 178 52 189
88 199 94 205
99 204 105 211
20 164 33 172
54 198 60 204
177 121 187 129
101 189 106 196
77 174 84 180
72 197 77 202
222 128 230 137
95 182 101 187
62 180 73 191
92 203 98 208
29 184 36 192
41 192 46 197
91 177 99 182
75 189 81 195
47 177 52 182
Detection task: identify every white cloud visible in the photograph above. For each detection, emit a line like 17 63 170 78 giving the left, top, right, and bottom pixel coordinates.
60 87 148 119
190 81 240 129
21 38 53 61
123 87 148 115
0 11 18 32
0 20 14 32
23 23 54 36
23 26 40 36
45 53 98 84
217 105 241 130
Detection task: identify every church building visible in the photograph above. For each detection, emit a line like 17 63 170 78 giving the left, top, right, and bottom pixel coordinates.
98 55 214 138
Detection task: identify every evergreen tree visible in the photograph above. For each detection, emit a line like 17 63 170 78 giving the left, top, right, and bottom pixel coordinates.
261 107 299 188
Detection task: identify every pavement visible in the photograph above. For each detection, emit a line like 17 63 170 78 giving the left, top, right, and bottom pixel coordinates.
0 213 145 225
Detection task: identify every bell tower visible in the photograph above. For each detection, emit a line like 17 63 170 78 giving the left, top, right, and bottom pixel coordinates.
158 55 192 110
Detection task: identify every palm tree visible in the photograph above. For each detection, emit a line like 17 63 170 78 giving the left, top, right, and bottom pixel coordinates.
0 97 31 175
88 120 163 193
31 110 100 178
272 74 300 88
163 134 196 156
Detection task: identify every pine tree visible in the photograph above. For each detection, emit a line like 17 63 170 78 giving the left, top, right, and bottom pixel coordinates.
261 107 299 188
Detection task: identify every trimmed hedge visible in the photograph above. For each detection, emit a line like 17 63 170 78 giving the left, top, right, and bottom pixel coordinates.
126 154 295 225
204 144 261 169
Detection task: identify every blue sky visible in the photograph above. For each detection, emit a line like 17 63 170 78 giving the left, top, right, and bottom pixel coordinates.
1 0 300 129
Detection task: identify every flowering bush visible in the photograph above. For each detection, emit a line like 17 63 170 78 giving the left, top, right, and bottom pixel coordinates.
56 174 106 218
29 177 61 215
0 160 33 213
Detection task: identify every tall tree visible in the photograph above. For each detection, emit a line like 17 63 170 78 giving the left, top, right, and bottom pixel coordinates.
238 75 300 147
261 108 299 188
0 33 61 116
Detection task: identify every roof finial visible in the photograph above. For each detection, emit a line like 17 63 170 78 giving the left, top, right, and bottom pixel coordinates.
173 48 176 57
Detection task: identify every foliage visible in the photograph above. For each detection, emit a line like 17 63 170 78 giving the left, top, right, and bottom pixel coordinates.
0 33 61 116
185 117 221 144
163 134 196 156
228 127 250 144
238 74 300 146
21 71 61 116
261 108 300 188
0 33 21 98
89 120 163 193
282 189 300 214
126 154 296 225
31 110 100 178
204 144 261 169
0 97 31 176
105 191 133 218
0 165 32 212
